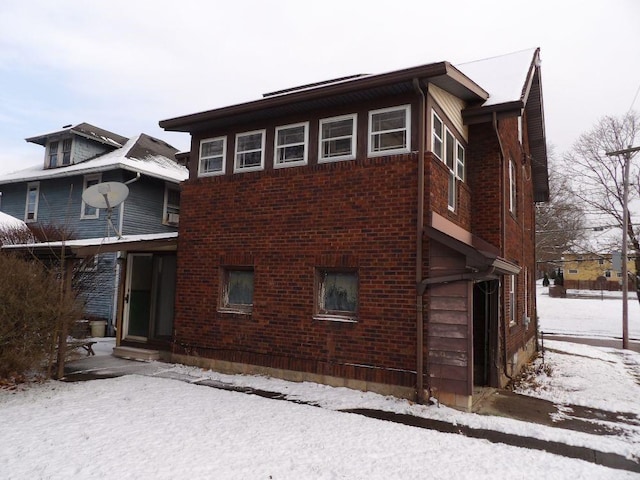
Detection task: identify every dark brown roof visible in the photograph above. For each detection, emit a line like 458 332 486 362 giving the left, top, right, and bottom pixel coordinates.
25 122 128 148
127 133 179 160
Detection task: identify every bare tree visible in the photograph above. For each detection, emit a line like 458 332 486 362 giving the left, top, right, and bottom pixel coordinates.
536 148 586 272
564 111 640 298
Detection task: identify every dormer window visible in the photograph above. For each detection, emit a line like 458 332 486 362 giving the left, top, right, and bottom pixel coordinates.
47 138 73 168
48 141 59 167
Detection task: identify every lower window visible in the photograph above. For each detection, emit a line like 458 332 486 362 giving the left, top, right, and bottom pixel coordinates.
316 269 358 321
220 268 254 313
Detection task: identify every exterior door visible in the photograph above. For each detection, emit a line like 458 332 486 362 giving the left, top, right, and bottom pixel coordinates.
123 253 176 342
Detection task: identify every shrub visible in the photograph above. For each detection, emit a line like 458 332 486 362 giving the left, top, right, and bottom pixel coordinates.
0 253 83 381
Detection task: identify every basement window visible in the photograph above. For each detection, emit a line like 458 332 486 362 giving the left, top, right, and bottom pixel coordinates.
315 269 358 322
220 268 254 314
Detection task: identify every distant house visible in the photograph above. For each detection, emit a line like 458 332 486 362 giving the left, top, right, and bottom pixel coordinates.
0 123 188 333
156 48 549 410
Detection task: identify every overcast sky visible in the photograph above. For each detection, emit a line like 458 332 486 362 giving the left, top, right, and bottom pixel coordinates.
0 0 638 174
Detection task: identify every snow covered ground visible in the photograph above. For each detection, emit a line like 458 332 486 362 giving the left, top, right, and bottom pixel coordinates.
0 287 639 479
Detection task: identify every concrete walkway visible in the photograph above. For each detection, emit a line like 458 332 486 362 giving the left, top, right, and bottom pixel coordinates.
64 350 640 474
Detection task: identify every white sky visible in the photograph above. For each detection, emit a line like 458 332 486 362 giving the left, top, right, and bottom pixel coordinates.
0 0 639 174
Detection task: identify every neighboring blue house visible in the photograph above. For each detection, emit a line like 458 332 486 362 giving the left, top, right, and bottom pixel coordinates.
0 123 188 334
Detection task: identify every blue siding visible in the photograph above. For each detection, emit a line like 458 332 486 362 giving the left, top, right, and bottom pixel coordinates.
0 169 178 326
72 137 112 164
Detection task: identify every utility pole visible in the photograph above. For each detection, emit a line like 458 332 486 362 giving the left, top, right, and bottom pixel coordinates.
606 145 640 350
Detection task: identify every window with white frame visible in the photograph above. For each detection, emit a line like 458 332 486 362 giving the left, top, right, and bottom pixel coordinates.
163 184 180 226
368 105 410 156
274 122 308 167
509 275 517 325
81 174 101 219
235 130 265 172
25 182 39 222
509 159 517 214
199 137 226 176
432 111 443 160
319 114 357 162
456 142 465 181
315 269 358 321
220 267 254 313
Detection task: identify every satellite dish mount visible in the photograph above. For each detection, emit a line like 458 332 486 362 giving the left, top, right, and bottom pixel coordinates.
81 182 129 238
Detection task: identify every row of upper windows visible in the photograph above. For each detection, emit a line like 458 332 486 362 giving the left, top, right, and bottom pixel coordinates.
198 105 413 177
22 176 180 226
432 111 465 211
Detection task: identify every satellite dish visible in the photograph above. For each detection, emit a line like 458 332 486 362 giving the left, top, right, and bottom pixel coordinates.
82 182 129 209
82 182 129 238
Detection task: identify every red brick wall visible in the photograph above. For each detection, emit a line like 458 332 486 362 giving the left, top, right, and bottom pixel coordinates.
175 153 422 387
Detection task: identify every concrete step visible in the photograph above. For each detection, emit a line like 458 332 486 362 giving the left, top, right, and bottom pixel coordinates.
112 346 160 361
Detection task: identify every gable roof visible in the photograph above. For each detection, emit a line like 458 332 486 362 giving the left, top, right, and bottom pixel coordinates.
0 134 187 185
25 122 128 149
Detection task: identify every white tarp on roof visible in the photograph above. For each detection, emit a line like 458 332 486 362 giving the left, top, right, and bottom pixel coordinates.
0 135 188 184
456 48 537 106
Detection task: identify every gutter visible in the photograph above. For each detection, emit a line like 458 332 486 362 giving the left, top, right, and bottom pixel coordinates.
413 78 427 404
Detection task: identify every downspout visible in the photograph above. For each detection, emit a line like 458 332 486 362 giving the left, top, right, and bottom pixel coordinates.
413 78 426 403
492 112 513 381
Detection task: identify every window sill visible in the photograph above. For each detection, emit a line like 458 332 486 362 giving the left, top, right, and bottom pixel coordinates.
313 314 357 324
218 307 252 316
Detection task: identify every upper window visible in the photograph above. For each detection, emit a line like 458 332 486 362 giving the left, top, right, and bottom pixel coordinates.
432 112 443 160
319 114 357 162
368 105 410 156
163 185 180 226
24 182 39 223
456 143 465 181
509 159 517 214
48 141 59 168
220 267 254 314
199 137 226 176
274 122 308 168
315 269 358 321
62 139 72 165
235 130 265 172
81 174 101 219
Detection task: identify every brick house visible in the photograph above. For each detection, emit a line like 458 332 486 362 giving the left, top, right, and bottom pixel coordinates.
160 48 548 409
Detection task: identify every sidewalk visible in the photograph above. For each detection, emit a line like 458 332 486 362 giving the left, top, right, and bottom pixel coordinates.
64 343 640 474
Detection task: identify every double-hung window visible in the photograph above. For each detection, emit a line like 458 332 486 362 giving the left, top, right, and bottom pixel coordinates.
274 122 308 167
163 185 180 226
235 130 265 172
220 267 254 314
81 174 101 219
315 269 358 322
509 275 517 325
48 141 59 168
368 105 410 156
509 159 517 214
319 114 357 162
62 139 72 165
433 110 465 211
25 182 40 223
432 112 443 160
199 137 226 176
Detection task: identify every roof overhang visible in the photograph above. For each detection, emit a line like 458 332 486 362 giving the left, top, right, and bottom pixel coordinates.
2 232 178 258
160 62 488 133
425 212 521 283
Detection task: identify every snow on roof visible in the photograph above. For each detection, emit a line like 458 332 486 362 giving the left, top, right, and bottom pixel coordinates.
456 48 538 106
0 135 188 185
2 231 178 251
0 211 28 230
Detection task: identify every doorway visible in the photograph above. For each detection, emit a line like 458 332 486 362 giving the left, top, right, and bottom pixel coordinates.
473 280 499 387
123 253 176 342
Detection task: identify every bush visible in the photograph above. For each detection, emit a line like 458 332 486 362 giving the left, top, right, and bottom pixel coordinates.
0 253 83 381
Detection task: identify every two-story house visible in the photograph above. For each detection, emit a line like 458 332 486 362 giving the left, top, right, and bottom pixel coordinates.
0 123 188 335
158 48 548 409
